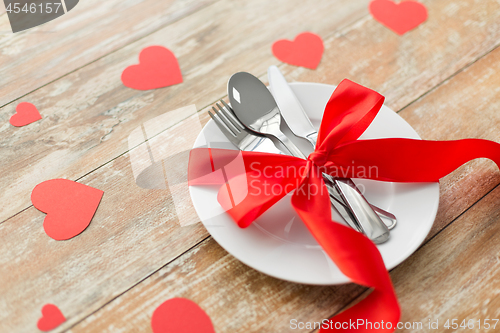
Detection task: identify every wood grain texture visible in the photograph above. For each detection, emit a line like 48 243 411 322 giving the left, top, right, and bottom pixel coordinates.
392 184 500 332
274 0 500 242
317 26 500 330
0 6 11 32
2 0 500 226
2 0 500 332
0 149 209 332
0 0 214 105
279 0 500 112
67 43 500 333
68 4 500 332
69 238 364 333
398 44 500 241
0 0 370 223
333 182 500 333
0 1 374 330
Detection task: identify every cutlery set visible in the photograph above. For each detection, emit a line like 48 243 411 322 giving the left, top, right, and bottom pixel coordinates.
209 67 397 244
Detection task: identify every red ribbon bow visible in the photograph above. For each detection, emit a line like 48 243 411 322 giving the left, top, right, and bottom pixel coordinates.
188 79 500 332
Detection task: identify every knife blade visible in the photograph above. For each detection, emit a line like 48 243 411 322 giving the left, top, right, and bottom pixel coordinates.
268 67 318 147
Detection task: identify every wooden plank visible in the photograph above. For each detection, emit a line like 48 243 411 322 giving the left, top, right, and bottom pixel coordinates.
278 0 500 238
2 0 500 331
398 44 500 240
0 150 210 332
0 0 371 223
318 28 500 327
71 40 500 330
2 0 500 226
279 0 500 112
67 183 500 333
0 1 376 331
0 6 9 31
332 182 500 333
69 7 500 332
0 0 214 105
68 237 364 333
392 185 500 332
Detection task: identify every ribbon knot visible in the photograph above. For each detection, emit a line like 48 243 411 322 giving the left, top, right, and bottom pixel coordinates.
308 150 329 166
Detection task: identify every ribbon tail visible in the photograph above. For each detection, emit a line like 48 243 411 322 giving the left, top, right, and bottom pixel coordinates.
187 148 307 228
291 165 399 332
323 289 400 332
331 138 500 182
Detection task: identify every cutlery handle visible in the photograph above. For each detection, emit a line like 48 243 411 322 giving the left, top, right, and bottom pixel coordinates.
274 131 307 159
370 204 397 230
323 174 396 230
326 184 363 233
334 179 390 244
305 132 318 148
304 136 394 238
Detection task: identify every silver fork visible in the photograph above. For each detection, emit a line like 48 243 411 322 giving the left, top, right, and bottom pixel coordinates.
208 100 264 151
208 100 395 234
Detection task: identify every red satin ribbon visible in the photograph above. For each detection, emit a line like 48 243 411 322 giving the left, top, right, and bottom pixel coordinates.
188 79 500 332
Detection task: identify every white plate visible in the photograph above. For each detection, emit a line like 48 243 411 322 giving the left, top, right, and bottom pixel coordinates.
189 82 439 285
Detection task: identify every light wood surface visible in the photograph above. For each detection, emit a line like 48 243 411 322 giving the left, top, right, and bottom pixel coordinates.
1 0 500 332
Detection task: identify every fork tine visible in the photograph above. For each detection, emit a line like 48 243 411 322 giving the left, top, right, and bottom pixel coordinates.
214 104 241 134
209 109 237 138
220 99 232 112
217 101 245 130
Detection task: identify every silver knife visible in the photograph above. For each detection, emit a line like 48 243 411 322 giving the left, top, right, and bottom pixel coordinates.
268 66 393 242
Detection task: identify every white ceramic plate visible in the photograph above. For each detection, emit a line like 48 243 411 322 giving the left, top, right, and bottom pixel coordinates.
190 82 439 285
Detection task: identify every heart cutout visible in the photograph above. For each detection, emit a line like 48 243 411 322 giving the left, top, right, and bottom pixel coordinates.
272 32 324 69
10 102 42 127
151 298 215 333
37 304 65 331
31 179 103 240
369 0 428 35
121 46 183 90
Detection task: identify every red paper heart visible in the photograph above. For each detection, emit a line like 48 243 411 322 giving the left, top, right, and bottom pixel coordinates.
37 304 65 331
369 0 428 35
10 102 42 127
272 32 324 69
121 46 183 90
31 179 103 240
151 298 215 333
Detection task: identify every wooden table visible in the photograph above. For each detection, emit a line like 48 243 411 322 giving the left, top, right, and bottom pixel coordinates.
1 0 500 332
